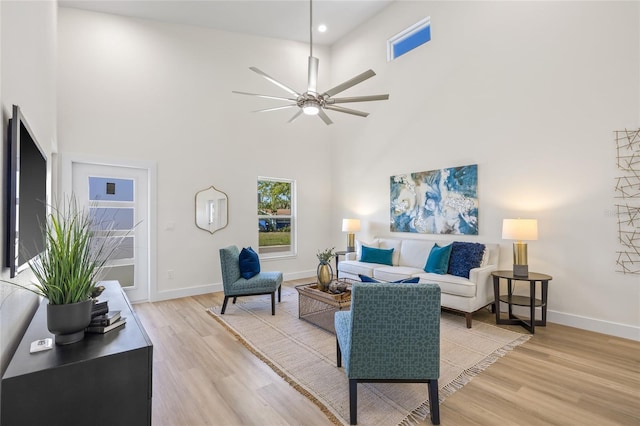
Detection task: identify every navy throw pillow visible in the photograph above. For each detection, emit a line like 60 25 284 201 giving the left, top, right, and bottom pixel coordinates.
358 274 419 284
239 247 260 279
447 242 486 278
360 245 394 266
424 244 453 275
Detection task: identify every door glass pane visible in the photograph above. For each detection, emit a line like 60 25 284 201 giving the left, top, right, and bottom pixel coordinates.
89 207 134 231
89 177 134 201
101 264 135 287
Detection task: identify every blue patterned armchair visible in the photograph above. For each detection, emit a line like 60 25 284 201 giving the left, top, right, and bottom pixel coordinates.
335 282 441 425
219 246 283 315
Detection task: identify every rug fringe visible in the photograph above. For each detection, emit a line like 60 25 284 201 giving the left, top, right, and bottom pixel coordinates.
207 308 345 426
399 333 531 425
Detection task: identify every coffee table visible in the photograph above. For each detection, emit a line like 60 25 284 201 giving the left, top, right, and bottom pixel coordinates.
295 282 351 334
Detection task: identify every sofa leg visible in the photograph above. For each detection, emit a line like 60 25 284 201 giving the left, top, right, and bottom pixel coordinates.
349 379 358 425
428 379 440 425
465 313 472 328
221 296 230 314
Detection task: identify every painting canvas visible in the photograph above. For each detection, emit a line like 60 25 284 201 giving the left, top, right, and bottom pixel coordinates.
390 164 478 235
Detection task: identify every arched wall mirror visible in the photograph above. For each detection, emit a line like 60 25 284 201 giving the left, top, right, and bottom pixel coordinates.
195 186 228 234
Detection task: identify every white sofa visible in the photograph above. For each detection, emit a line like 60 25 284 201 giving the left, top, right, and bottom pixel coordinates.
337 237 499 328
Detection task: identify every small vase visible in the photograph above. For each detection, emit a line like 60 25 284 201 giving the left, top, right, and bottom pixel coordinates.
316 262 333 292
47 299 93 345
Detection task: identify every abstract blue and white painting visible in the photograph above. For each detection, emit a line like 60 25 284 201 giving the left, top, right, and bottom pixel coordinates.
390 164 478 235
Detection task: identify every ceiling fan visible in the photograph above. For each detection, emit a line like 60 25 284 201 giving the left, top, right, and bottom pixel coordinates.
232 0 389 125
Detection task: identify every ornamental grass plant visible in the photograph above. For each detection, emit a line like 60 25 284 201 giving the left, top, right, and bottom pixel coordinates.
8 197 125 305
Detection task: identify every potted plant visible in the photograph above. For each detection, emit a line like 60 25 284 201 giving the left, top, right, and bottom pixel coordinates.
6 197 123 344
316 247 336 292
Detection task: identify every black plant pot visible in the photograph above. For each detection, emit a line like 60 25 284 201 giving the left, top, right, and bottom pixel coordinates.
47 299 93 345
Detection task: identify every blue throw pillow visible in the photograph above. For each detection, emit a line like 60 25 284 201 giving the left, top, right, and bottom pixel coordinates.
360 245 394 266
447 242 486 278
424 244 453 274
358 274 419 284
239 247 260 279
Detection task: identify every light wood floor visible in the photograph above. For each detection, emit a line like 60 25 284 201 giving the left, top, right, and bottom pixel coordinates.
133 279 640 426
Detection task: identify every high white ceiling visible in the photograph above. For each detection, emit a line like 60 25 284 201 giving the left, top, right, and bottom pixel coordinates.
59 0 394 46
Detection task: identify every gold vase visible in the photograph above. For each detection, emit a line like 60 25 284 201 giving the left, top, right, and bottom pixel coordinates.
316 262 333 292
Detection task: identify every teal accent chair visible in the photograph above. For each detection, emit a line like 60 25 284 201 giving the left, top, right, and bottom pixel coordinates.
219 246 283 315
335 282 441 425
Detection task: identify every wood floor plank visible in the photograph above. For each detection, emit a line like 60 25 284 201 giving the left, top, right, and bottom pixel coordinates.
133 280 640 425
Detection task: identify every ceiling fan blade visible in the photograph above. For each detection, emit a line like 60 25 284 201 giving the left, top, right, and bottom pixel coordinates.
322 69 376 98
253 104 297 113
308 56 319 93
327 94 389 104
232 91 297 102
324 105 369 118
249 67 300 96
288 109 303 123
318 109 333 125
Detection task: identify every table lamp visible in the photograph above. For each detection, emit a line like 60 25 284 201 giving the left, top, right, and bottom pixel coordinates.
502 218 538 277
342 218 361 252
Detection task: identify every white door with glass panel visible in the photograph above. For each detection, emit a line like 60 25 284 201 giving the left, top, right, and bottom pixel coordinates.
70 162 150 302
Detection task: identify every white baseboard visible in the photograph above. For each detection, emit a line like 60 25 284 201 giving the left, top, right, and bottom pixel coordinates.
547 310 640 341
148 271 316 302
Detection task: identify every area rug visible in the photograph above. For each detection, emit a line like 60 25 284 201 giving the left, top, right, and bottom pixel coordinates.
207 289 530 426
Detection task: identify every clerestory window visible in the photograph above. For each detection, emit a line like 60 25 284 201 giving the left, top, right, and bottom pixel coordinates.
387 17 431 61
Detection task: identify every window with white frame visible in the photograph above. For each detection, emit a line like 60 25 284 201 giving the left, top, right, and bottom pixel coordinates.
387 17 431 61
257 177 295 257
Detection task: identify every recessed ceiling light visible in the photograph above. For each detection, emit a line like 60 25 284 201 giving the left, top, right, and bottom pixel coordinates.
318 24 327 33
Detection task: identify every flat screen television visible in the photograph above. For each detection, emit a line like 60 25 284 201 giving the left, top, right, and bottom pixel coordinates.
5 104 47 278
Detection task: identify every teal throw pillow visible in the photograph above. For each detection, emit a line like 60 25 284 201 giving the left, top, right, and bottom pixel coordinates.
239 247 260 279
360 245 394 266
424 243 453 274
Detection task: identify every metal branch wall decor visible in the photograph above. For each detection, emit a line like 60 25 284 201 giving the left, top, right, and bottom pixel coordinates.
614 128 640 275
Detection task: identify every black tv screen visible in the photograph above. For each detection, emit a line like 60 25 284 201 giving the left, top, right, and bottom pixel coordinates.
5 105 47 278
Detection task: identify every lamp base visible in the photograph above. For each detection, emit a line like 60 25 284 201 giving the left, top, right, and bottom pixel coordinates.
513 264 529 277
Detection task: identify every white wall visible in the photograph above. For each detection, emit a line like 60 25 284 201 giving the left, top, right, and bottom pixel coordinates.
330 1 640 339
57 8 336 301
0 0 57 374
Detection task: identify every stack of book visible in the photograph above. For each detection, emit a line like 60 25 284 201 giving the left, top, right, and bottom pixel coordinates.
86 309 126 334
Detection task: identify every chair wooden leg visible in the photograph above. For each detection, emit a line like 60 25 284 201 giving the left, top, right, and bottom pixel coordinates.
278 285 282 302
349 379 357 425
336 337 342 367
428 379 440 425
221 296 230 314
465 313 472 328
271 292 275 315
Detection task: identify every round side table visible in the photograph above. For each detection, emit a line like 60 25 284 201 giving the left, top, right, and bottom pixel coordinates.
491 270 552 334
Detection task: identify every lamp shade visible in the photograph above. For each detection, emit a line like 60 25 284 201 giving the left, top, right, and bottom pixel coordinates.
502 219 538 241
342 218 361 233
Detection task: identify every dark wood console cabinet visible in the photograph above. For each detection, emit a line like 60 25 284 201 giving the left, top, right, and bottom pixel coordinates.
1 281 153 425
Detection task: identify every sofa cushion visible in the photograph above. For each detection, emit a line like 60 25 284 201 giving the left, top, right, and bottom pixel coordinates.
424 243 453 274
339 260 380 278
373 265 424 282
358 274 420 284
447 242 485 278
378 238 403 266
398 239 434 269
239 247 260 279
360 245 394 266
416 272 477 298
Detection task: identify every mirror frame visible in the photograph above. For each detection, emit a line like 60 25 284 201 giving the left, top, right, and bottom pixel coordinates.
195 185 229 234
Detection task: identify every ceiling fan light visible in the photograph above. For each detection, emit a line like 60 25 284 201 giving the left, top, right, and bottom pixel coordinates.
302 100 320 115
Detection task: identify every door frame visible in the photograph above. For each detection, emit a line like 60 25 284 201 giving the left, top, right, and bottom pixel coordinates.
60 153 158 302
